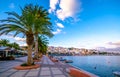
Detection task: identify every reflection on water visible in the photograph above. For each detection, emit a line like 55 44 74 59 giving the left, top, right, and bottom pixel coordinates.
64 56 120 77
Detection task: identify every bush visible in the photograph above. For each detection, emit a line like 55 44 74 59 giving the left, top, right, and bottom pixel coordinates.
0 56 15 60
21 63 28 66
7 56 15 60
21 62 35 66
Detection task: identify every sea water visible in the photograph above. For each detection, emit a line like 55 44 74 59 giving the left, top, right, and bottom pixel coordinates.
64 56 120 77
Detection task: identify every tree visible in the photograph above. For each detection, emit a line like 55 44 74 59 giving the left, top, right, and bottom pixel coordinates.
0 39 20 50
0 39 9 46
31 5 53 58
9 42 20 50
38 36 49 54
0 4 35 65
0 4 54 65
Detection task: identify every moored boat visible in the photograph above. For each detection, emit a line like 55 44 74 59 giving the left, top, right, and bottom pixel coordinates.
65 60 73 63
113 71 120 77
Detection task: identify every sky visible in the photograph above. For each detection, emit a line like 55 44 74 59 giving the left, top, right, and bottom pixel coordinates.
0 0 120 49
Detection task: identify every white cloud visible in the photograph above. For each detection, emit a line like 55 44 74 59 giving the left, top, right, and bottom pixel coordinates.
0 34 26 42
49 0 59 13
14 37 26 42
49 0 82 21
73 38 120 49
19 43 27 46
52 29 61 34
91 41 120 49
107 42 120 47
9 3 15 9
0 34 13 40
56 23 64 28
0 34 26 46
56 0 81 20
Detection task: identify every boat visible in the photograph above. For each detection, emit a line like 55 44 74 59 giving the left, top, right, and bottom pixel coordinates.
58 57 66 61
65 60 73 63
59 58 66 61
113 71 120 77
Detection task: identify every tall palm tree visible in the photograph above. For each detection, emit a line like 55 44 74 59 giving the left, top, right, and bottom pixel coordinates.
0 4 35 65
0 4 54 65
28 5 53 58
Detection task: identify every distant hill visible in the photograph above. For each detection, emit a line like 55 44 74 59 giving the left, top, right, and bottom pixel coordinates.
96 47 120 52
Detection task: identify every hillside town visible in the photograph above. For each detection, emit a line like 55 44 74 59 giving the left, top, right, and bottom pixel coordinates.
47 46 120 56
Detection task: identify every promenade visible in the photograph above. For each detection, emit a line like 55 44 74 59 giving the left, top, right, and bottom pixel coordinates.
0 55 70 77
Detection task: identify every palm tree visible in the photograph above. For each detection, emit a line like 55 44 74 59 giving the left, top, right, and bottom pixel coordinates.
0 39 20 50
0 4 35 65
9 42 20 50
38 36 49 54
0 39 10 46
0 4 54 65
31 5 53 58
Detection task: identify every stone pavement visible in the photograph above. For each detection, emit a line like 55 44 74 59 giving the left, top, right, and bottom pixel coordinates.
0 55 71 77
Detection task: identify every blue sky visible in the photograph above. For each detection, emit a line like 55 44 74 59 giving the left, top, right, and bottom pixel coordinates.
0 0 120 49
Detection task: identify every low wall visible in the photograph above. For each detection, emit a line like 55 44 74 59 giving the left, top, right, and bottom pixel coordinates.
69 67 98 77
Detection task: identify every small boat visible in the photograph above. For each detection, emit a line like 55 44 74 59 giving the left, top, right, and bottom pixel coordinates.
113 71 120 77
59 59 66 61
65 60 73 63
59 57 66 61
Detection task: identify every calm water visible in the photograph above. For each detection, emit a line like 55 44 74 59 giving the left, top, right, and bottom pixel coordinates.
64 56 120 77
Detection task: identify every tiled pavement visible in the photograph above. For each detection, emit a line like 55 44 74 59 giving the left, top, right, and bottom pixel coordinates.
0 56 71 77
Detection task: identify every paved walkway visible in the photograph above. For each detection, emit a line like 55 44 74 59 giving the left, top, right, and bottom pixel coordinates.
0 55 71 77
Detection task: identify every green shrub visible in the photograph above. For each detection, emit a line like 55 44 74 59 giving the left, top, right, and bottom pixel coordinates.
21 62 35 66
21 63 28 66
2 56 15 60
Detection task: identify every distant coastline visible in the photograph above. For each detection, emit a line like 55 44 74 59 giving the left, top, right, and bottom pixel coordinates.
48 51 120 56
47 46 120 56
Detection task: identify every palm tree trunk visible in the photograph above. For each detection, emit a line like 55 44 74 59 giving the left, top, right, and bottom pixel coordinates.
27 44 33 65
34 34 38 59
26 34 34 65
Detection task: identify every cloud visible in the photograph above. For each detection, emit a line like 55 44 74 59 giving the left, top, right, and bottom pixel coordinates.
0 34 26 46
49 0 82 21
0 34 26 42
9 3 15 9
52 29 61 34
56 23 64 28
107 42 120 46
49 0 59 13
94 41 120 49
19 43 27 46
56 0 81 20
14 37 26 42
0 34 13 39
